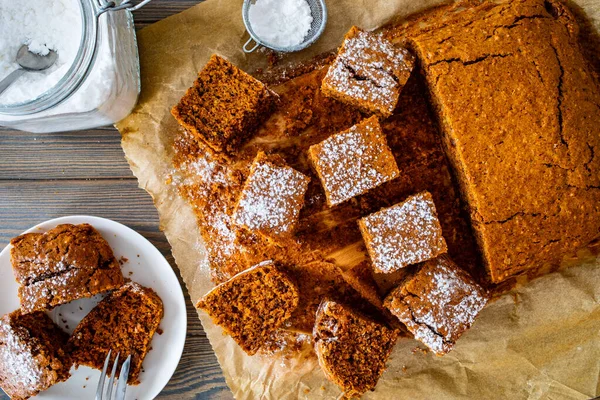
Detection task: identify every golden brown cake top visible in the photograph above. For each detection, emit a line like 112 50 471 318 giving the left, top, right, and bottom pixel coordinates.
233 151 310 238
322 26 415 117
409 0 600 282
196 261 299 355
359 191 447 273
313 301 398 397
384 256 487 355
308 115 400 206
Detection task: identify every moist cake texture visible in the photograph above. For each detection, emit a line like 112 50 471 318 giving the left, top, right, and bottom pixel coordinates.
359 191 447 273
196 261 299 355
171 54 278 154
322 26 415 117
0 310 71 400
232 151 310 239
409 0 600 283
313 301 398 397
384 256 487 355
10 224 124 313
308 116 400 207
69 281 164 385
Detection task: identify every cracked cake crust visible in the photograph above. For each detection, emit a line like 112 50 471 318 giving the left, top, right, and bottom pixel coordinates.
409 0 600 283
10 224 124 313
384 256 487 355
322 26 415 118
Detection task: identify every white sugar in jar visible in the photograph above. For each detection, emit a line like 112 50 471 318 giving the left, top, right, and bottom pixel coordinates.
0 0 146 133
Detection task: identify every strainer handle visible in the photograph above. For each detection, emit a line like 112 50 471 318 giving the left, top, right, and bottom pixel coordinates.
243 38 260 53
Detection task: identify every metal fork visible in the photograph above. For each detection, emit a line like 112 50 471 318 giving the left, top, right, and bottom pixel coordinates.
95 350 132 400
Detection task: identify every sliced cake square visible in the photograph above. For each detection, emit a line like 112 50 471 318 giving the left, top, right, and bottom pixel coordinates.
358 191 447 273
69 281 164 385
322 26 415 118
10 224 124 313
196 261 299 355
308 116 399 207
171 54 278 154
0 310 71 400
384 256 487 355
232 151 310 239
313 301 398 397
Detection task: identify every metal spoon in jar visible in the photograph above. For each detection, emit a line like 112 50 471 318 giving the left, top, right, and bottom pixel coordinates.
0 45 58 97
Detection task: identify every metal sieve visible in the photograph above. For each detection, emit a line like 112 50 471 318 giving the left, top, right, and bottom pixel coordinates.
242 0 327 53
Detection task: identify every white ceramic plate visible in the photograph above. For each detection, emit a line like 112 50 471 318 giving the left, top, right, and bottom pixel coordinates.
0 216 187 400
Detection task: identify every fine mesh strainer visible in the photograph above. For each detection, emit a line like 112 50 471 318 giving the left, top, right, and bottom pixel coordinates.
242 0 327 53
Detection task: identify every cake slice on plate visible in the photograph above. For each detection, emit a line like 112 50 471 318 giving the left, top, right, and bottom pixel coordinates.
0 310 71 400
69 281 164 385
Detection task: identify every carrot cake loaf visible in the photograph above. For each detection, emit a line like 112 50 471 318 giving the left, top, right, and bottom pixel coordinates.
232 151 310 239
10 224 124 313
196 261 299 355
171 54 278 154
384 256 487 355
313 301 398 397
308 116 400 207
0 310 71 400
409 0 600 283
322 26 415 117
358 191 447 274
69 281 164 385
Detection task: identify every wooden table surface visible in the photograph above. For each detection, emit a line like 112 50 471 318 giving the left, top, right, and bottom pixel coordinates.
0 1 232 399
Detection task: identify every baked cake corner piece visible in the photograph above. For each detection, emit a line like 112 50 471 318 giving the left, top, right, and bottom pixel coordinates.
322 26 415 118
69 281 164 385
0 310 71 400
358 191 447 274
171 54 278 154
196 261 299 355
10 223 124 314
313 301 398 398
384 256 488 355
308 116 400 207
232 151 310 239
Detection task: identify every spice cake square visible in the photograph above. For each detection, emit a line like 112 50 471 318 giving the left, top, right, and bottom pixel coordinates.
313 301 398 398
10 224 124 314
69 281 164 385
359 191 447 273
232 151 310 239
322 26 415 118
409 0 600 283
171 54 278 154
384 256 487 355
308 116 400 207
196 261 299 355
0 310 71 400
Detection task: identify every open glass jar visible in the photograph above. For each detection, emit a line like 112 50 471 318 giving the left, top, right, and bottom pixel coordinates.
0 0 148 133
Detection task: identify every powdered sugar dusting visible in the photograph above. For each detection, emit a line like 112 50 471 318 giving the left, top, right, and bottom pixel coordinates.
310 117 399 206
360 192 446 273
234 157 309 236
323 28 414 115
388 257 487 355
0 317 44 393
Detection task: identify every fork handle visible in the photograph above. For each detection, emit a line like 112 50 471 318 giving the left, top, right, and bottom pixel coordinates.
0 68 25 97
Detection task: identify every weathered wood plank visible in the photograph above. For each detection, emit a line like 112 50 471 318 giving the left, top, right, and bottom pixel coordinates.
0 130 132 180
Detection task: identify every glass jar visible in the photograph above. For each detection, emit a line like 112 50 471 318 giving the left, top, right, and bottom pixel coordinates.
0 0 149 133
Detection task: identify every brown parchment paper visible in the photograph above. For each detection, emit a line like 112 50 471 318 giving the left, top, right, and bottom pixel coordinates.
116 0 600 398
